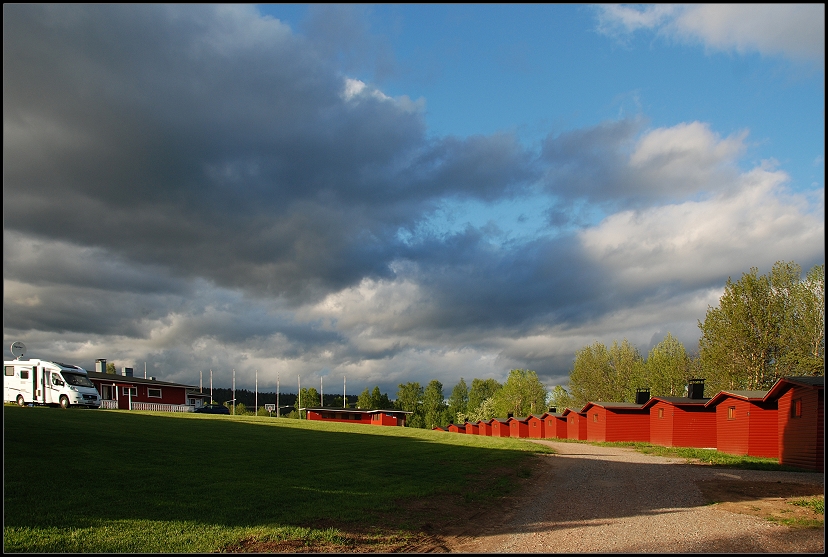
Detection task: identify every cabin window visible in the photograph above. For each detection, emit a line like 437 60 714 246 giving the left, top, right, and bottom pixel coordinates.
593 413 598 422
658 408 664 419
147 388 162 398
727 406 736 420
6 365 15 376
123 387 137 397
791 398 802 418
20 369 29 380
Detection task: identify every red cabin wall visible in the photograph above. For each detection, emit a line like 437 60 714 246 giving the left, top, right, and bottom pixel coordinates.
465 422 479 434
491 420 510 437
509 420 529 438
545 416 567 438
715 399 778 458
566 413 587 440
605 409 650 442
478 422 492 436
307 411 372 425
671 406 716 448
585 407 607 442
527 416 545 438
778 386 824 472
649 401 675 447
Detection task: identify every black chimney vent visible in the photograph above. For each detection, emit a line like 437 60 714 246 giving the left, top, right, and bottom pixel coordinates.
507 412 514 419
635 388 650 404
548 406 557 414
687 378 705 399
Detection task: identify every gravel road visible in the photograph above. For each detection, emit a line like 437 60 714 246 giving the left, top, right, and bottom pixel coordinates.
449 441 824 554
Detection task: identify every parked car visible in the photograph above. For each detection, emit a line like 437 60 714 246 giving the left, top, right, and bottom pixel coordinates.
194 403 230 415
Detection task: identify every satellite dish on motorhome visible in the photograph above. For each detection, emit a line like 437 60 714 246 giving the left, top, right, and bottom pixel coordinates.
10 341 26 359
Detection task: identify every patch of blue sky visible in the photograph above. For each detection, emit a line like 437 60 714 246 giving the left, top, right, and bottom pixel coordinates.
259 4 822 194
396 192 580 249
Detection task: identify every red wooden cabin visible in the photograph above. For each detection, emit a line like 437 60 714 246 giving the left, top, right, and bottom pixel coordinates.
765 376 824 472
643 397 716 449
447 422 466 433
490 418 511 437
542 411 568 439
477 420 492 436
88 370 207 410
705 390 777 458
581 401 650 443
464 421 480 435
562 408 587 440
508 416 530 438
526 414 546 438
305 408 412 426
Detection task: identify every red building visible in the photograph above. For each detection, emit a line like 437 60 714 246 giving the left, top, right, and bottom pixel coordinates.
581 401 650 443
305 408 412 426
765 376 824 472
643 397 716 449
563 408 587 440
542 411 567 439
705 390 777 458
508 416 530 438
464 421 480 435
88 370 208 411
490 418 511 437
526 414 546 438
448 422 466 433
477 420 492 436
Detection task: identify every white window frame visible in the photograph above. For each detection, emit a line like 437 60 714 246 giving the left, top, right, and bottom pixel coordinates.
123 387 137 397
147 388 162 398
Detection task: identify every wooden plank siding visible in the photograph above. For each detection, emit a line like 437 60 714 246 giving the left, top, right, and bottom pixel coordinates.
767 377 824 472
526 415 546 438
508 417 530 438
706 392 778 458
563 408 587 440
645 398 717 449
448 423 466 433
543 413 568 438
490 418 511 437
477 421 492 436
583 402 649 443
464 421 479 435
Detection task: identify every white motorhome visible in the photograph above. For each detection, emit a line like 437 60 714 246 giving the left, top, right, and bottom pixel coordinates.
4 358 101 409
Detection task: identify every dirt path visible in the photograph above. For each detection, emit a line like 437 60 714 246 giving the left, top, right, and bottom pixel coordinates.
446 441 824 554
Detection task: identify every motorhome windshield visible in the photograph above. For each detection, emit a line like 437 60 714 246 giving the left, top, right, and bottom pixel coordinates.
61 372 95 388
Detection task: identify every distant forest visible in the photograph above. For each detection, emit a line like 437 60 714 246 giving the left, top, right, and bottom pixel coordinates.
209 388 357 411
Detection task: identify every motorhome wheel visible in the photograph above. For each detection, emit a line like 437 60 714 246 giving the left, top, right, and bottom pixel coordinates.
59 396 70 409
17 395 25 407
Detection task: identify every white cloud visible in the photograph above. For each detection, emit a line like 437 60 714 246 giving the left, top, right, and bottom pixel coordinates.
630 121 747 196
579 162 825 290
597 4 825 64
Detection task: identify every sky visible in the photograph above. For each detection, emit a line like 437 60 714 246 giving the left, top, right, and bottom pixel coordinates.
3 4 824 398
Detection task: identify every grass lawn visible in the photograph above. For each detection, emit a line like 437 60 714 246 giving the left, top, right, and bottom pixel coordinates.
3 405 553 552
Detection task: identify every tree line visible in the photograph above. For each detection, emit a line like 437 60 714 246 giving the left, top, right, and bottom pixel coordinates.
557 261 824 408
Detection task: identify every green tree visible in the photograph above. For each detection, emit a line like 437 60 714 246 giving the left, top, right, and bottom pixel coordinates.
422 380 446 429
395 382 424 428
372 386 393 409
467 378 501 417
699 261 825 391
645 333 690 397
458 396 497 423
445 378 469 426
295 387 320 418
491 369 548 418
356 387 374 409
569 339 645 405
548 385 574 412
106 362 116 374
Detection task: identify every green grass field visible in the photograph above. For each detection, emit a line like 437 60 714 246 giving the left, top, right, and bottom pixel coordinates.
3 405 553 552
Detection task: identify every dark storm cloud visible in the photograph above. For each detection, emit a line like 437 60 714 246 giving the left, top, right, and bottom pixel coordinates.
4 4 539 306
